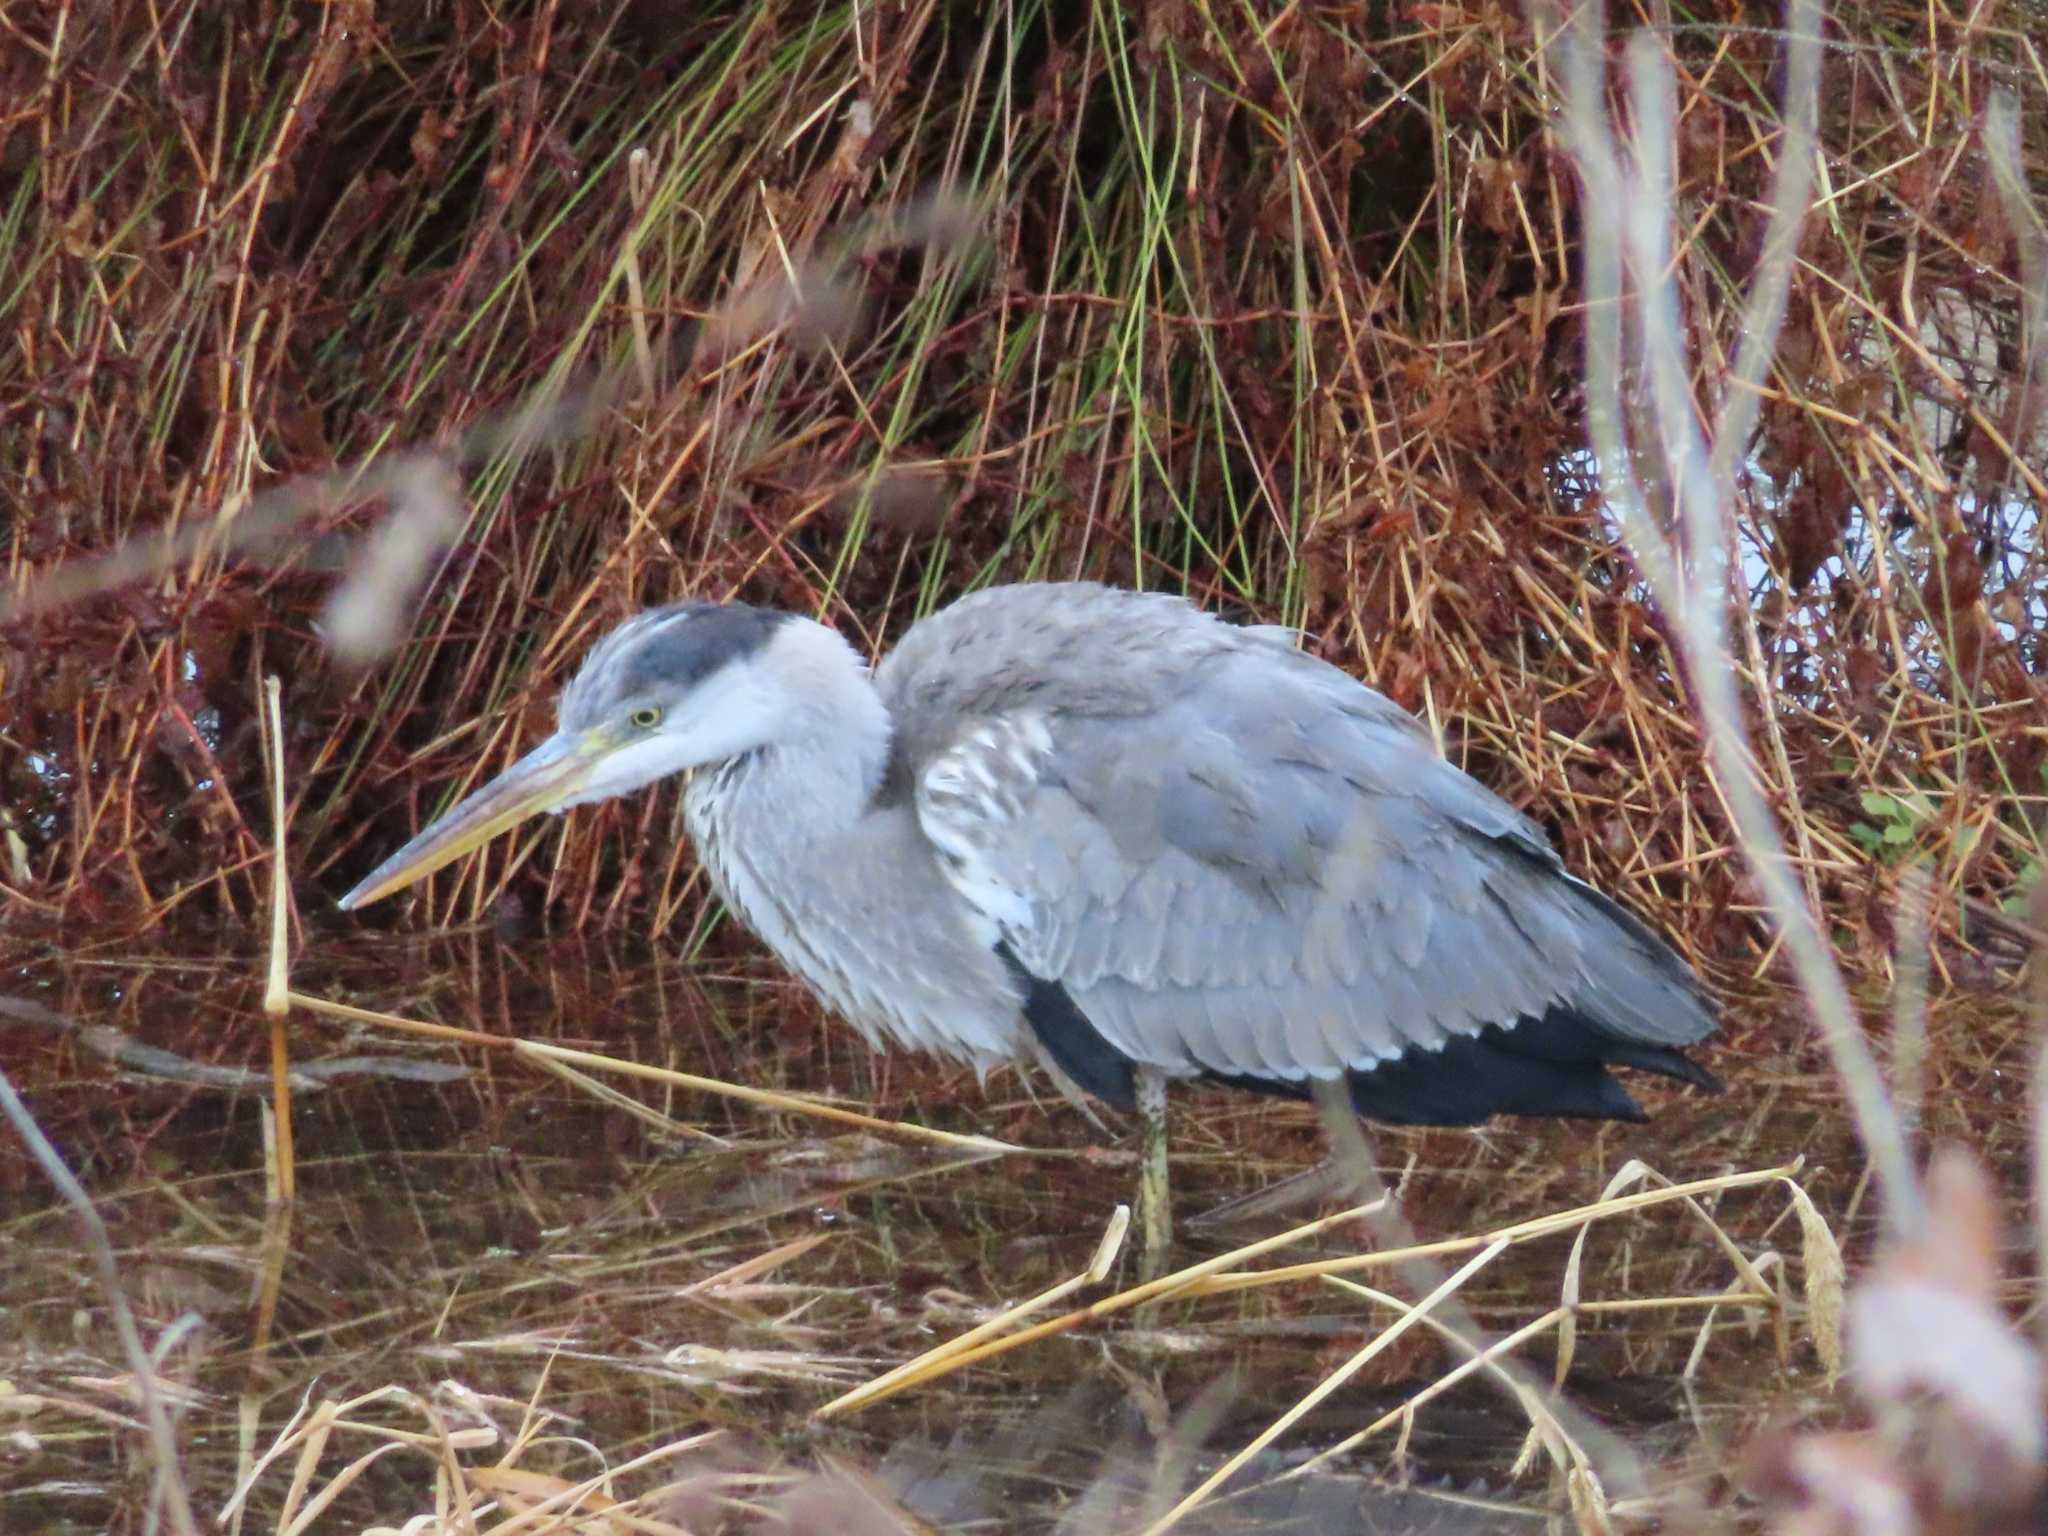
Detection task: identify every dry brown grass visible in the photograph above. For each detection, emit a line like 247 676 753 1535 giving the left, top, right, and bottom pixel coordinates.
0 1 2039 993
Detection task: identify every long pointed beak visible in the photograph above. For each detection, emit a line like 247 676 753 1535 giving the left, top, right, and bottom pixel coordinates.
339 728 614 910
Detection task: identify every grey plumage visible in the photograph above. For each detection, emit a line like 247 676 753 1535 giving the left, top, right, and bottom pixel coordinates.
888 585 1712 1113
561 603 792 732
342 581 1717 1128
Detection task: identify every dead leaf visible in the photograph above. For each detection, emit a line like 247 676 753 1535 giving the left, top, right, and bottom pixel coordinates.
1785 1180 1846 1386
1847 1147 2044 1470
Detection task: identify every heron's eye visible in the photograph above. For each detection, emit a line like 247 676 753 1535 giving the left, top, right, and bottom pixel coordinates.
629 706 663 730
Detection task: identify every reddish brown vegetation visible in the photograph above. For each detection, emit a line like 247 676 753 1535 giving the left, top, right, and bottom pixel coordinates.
0 2 2041 999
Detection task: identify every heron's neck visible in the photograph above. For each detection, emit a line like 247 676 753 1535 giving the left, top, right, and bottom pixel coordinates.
678 648 1018 1066
685 621 892 847
679 651 893 1003
735 694 891 829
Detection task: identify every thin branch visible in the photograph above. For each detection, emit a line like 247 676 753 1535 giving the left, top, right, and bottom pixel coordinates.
1542 0 1923 1237
0 1068 199 1536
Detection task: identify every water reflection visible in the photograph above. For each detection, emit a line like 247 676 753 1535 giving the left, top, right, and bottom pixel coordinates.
1 928 2021 1531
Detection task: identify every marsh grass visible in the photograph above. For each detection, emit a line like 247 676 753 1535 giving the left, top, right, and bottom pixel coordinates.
4 925 1876 1533
1 1 2040 983
12 838 2044 1530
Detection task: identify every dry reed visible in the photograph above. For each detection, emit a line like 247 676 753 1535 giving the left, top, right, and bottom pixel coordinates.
0 1 2036 983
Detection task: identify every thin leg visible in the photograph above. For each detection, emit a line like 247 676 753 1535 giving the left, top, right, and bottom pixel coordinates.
1135 1066 1171 1281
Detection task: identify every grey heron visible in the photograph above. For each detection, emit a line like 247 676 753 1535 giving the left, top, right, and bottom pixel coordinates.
341 583 1718 1262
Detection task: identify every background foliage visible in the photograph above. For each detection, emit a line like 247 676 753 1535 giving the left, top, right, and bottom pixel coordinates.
3 0 2043 994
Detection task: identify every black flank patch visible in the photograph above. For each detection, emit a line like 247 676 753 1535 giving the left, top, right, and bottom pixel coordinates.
995 943 1138 1109
1205 1003 1719 1127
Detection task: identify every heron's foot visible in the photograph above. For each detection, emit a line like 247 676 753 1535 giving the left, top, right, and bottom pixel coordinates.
1187 1159 1356 1230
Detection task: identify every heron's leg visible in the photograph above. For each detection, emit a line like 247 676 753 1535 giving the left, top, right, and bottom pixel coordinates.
1134 1066 1172 1281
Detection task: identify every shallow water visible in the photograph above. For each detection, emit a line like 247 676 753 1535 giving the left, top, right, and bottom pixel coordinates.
0 928 2028 1532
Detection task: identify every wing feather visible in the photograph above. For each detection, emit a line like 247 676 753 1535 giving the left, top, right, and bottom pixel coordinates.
898 587 1713 1085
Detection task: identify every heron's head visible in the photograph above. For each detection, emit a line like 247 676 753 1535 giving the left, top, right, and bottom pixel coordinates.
339 601 813 910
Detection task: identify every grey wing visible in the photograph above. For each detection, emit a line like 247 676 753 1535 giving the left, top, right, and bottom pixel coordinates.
913 642 1713 1088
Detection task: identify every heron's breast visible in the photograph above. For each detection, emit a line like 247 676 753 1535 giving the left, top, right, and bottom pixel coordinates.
683 782 1023 1068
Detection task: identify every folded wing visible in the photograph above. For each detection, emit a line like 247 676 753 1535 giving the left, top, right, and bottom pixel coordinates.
909 624 1714 1117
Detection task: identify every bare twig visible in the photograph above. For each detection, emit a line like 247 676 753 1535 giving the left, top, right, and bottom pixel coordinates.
0 1069 199 1536
1543 0 1923 1237
1983 90 2048 501
287 990 1021 1154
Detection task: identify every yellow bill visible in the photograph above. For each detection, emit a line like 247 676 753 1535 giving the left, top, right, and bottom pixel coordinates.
339 728 616 909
